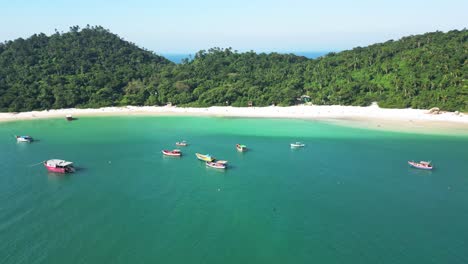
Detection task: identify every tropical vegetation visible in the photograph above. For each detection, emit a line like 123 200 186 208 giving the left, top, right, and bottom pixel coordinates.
0 26 466 112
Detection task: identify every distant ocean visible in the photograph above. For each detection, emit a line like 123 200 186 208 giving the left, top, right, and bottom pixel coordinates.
162 54 194 64
162 51 330 64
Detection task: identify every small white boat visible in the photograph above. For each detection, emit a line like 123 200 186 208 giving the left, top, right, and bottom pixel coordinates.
408 160 433 170
290 142 305 148
236 144 247 152
16 135 33 142
206 161 226 169
176 140 188 146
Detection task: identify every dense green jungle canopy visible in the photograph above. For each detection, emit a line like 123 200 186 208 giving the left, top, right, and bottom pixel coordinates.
0 26 466 112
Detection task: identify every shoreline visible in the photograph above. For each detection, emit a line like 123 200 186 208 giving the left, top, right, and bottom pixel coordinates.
1 105 467 135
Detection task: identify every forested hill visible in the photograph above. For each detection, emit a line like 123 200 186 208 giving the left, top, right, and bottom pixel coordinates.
0 27 466 112
302 30 467 110
0 26 170 111
157 30 467 111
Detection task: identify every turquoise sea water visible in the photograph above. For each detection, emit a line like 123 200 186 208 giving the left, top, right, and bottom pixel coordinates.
1 116 468 264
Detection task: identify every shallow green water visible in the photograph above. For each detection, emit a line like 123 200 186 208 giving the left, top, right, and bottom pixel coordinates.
1 116 468 264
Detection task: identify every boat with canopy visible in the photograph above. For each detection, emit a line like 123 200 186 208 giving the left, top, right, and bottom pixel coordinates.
43 159 75 173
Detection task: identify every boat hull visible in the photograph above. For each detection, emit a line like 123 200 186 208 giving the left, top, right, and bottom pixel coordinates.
43 163 73 173
196 153 214 162
206 162 226 169
236 144 247 152
162 150 181 156
408 161 433 170
290 144 305 148
16 137 32 143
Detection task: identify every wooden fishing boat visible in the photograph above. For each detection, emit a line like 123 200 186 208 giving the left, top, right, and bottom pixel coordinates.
236 144 247 152
43 159 75 173
408 161 433 170
196 153 214 162
162 149 182 156
290 142 305 148
16 135 33 142
206 161 226 169
66 114 73 121
176 140 188 146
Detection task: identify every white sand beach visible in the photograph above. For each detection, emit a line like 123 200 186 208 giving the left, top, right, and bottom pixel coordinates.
1 104 467 134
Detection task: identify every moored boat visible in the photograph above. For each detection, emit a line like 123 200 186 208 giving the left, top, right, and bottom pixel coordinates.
43 159 75 173
290 142 305 148
195 153 214 162
176 140 188 146
215 160 228 164
236 144 247 152
16 135 33 142
408 160 433 170
66 114 73 121
206 161 226 169
162 149 182 156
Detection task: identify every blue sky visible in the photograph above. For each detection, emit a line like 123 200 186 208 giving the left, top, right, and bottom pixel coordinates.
0 0 466 53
